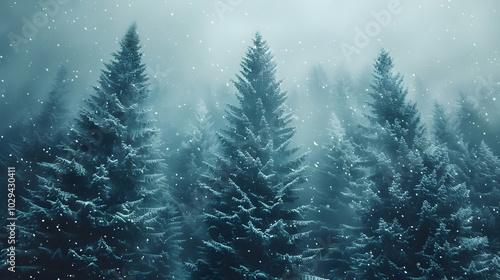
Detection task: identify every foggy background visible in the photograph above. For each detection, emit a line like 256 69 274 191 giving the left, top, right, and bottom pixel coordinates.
1 0 499 150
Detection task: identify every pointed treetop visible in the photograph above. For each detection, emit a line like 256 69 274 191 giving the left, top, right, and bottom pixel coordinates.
374 48 394 77
128 22 138 33
238 31 276 87
254 31 263 44
248 32 273 68
98 23 149 106
54 65 68 84
232 32 279 109
118 22 142 65
122 23 139 44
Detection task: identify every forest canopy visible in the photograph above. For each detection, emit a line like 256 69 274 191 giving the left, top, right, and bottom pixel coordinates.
1 17 500 280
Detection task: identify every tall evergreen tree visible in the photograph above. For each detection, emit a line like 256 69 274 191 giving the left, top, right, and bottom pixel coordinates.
171 102 219 264
16 24 184 279
433 102 462 150
456 93 493 151
193 32 308 280
20 67 71 201
431 102 500 278
304 64 332 148
469 142 500 261
367 49 423 151
172 102 219 215
415 144 492 279
0 67 70 183
432 102 472 185
31 67 70 151
336 50 495 279
305 112 367 279
332 72 360 139
0 67 71 274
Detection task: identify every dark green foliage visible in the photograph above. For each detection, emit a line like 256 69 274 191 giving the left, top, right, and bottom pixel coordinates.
0 67 72 276
1 25 499 280
457 93 492 151
368 49 423 150
28 67 70 163
433 100 500 277
193 32 308 280
15 24 184 279
171 102 219 264
306 112 367 279
327 50 500 280
306 65 332 143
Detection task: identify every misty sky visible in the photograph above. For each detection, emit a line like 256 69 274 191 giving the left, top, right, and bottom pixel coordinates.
1 0 499 139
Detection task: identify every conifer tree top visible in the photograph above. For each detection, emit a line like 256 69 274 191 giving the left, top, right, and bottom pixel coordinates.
117 23 142 68
236 31 278 93
231 32 287 136
373 49 394 77
99 23 148 106
368 49 423 148
199 32 307 280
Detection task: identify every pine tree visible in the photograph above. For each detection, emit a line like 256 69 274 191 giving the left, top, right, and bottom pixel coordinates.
433 102 460 149
16 24 184 279
19 67 71 209
430 103 500 279
469 142 500 264
339 50 487 279
193 32 308 280
307 65 331 142
413 76 433 121
342 56 500 278
171 102 219 264
19 67 70 166
172 102 218 214
417 145 471 279
306 112 367 279
0 67 72 275
457 93 492 151
368 49 423 151
432 102 476 188
332 72 360 139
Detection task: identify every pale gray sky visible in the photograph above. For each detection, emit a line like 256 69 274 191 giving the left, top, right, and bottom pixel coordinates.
1 0 499 135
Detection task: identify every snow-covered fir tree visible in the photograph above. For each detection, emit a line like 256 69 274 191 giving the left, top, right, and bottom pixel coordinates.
303 112 368 279
306 65 331 143
468 142 500 271
418 143 499 279
16 24 184 279
333 50 495 279
170 101 219 264
367 49 423 151
456 93 496 154
429 102 500 278
27 66 70 164
18 67 71 201
172 102 219 215
192 32 309 280
432 102 476 185
332 72 358 139
0 66 70 181
0 67 71 274
432 102 463 150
